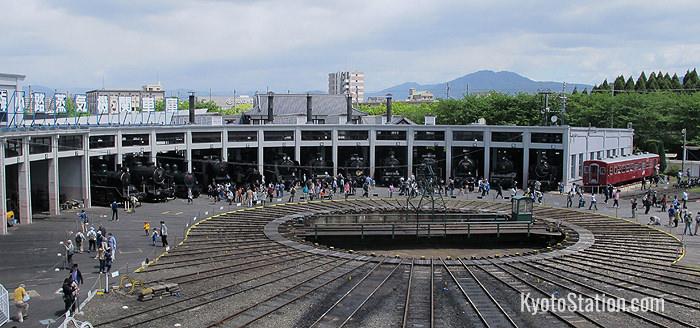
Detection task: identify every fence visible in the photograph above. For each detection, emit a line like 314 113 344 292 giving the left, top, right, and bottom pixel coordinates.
0 284 8 327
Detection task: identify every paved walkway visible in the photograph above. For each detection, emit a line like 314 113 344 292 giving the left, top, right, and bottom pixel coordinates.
1 183 699 327
0 196 240 327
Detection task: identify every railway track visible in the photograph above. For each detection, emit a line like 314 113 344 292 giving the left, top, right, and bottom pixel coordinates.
83 198 695 328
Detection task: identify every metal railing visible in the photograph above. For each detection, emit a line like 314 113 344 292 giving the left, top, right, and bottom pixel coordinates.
0 284 8 326
309 221 534 239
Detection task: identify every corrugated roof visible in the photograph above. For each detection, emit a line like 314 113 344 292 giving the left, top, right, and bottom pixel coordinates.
586 153 658 164
245 94 366 117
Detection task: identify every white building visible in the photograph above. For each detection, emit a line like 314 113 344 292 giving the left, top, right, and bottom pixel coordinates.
328 71 364 103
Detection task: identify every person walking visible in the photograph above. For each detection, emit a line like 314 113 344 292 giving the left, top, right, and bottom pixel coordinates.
495 183 504 199
613 189 620 208
187 188 193 204
13 283 29 322
111 200 119 221
589 194 598 211
631 198 638 219
160 221 169 248
97 246 106 273
86 227 97 253
695 211 700 236
64 240 75 269
660 194 668 212
78 210 88 232
61 277 77 315
682 191 689 209
143 221 151 236
151 228 159 246
107 233 117 260
288 185 296 203
75 231 85 253
683 211 694 235
566 190 573 208
644 197 652 215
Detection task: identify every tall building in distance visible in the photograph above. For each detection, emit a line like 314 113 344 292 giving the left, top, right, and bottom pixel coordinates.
328 71 364 103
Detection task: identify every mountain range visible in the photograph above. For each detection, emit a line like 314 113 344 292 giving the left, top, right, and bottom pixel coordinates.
21 70 592 100
367 70 592 100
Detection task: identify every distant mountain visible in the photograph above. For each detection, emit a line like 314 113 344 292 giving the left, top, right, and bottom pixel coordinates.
367 70 592 100
22 85 91 96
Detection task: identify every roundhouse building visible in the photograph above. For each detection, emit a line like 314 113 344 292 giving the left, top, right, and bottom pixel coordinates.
0 91 632 235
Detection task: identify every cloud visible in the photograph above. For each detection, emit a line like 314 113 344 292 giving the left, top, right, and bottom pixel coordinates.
1 0 699 93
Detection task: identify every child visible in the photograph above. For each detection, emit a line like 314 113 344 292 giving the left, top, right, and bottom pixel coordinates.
143 221 151 236
151 229 159 246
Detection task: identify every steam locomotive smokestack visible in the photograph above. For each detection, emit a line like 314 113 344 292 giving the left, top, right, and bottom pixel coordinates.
188 92 195 124
267 92 274 123
386 94 393 124
306 93 312 124
346 94 352 124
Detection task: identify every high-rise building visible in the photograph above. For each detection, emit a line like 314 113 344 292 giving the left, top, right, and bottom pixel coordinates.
328 71 364 103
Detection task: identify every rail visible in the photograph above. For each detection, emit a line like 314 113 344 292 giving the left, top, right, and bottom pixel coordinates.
308 221 535 239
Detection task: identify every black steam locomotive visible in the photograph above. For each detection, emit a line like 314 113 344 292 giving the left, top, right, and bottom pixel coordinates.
229 164 262 187
271 154 299 187
163 164 200 199
380 150 402 186
307 152 332 180
90 163 137 206
344 154 368 187
529 153 560 191
490 155 517 189
193 158 231 187
454 154 477 188
129 162 174 202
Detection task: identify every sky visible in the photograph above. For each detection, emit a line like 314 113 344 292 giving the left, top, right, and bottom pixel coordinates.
3 0 700 94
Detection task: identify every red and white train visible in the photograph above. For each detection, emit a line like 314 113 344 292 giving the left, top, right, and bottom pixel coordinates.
583 153 659 187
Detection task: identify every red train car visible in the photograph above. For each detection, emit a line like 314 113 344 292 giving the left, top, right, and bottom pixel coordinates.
583 153 659 187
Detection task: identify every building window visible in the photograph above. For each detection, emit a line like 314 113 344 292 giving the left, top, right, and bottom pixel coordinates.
156 133 185 145
414 131 445 141
301 131 331 141
453 131 484 141
58 135 83 151
264 131 294 141
578 153 584 177
491 132 522 142
570 155 576 179
191 132 222 143
122 134 150 147
89 135 115 149
590 152 594 160
620 148 625 156
597 151 602 160
228 131 257 142
606 150 611 158
338 130 368 141
29 137 52 154
5 138 22 157
531 133 562 144
376 130 406 140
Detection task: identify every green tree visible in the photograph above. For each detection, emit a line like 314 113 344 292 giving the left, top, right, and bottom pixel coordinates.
647 73 660 91
571 86 578 94
613 75 626 95
671 73 683 90
635 71 647 92
624 77 635 91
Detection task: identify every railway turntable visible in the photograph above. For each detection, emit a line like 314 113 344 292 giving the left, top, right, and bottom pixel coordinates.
81 198 696 328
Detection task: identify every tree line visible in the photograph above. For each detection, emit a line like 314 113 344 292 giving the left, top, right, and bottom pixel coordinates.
359 91 700 162
589 69 700 94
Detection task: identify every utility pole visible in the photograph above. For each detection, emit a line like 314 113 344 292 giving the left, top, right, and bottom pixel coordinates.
559 82 567 126
682 128 687 174
538 90 553 126
446 83 450 99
